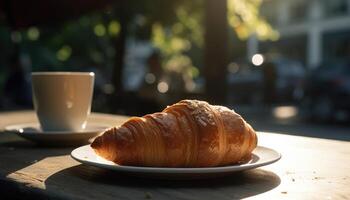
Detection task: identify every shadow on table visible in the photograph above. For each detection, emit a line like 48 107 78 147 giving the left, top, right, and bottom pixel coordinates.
0 133 73 176
45 164 281 199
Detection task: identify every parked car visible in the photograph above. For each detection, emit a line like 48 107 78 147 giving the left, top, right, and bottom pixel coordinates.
227 62 263 104
273 58 305 102
300 60 350 122
227 57 305 104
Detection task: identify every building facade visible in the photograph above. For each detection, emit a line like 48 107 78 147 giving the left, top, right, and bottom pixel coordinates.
248 0 350 68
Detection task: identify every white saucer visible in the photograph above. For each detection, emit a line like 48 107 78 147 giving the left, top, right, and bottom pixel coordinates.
71 145 281 179
5 123 110 146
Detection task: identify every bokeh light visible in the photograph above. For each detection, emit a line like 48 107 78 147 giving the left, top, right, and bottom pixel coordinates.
94 24 106 37
11 31 22 43
102 84 115 94
108 21 120 36
157 81 169 93
145 73 156 84
252 54 264 66
27 27 40 41
185 81 196 92
227 62 240 73
56 45 72 61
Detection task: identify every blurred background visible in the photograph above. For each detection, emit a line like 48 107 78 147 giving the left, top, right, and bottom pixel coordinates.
0 0 349 140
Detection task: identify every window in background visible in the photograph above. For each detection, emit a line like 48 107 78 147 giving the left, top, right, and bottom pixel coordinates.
260 0 279 27
322 0 349 18
323 30 350 62
260 35 307 65
288 0 309 24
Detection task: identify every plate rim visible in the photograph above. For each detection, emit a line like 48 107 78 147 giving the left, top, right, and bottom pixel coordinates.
71 145 281 174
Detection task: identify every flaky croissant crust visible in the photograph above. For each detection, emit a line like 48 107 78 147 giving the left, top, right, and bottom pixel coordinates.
91 100 257 167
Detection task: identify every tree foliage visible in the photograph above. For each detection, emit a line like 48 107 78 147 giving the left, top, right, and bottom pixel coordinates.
149 0 277 87
2 0 276 90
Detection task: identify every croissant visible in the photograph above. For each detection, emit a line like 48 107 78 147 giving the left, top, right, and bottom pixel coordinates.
91 100 257 167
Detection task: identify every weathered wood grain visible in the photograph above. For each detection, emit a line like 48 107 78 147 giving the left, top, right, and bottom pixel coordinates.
0 111 349 199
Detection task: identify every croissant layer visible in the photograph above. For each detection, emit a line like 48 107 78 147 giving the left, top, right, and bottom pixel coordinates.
91 100 257 167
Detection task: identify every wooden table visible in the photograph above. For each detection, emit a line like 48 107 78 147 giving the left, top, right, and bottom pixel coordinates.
0 111 349 200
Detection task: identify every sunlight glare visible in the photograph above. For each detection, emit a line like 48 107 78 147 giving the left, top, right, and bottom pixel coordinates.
252 54 264 66
273 106 298 119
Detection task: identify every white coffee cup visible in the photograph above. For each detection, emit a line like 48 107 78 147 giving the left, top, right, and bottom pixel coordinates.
31 72 95 131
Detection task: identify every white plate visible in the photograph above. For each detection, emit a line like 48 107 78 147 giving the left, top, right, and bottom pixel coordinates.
71 145 281 179
5 123 109 146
